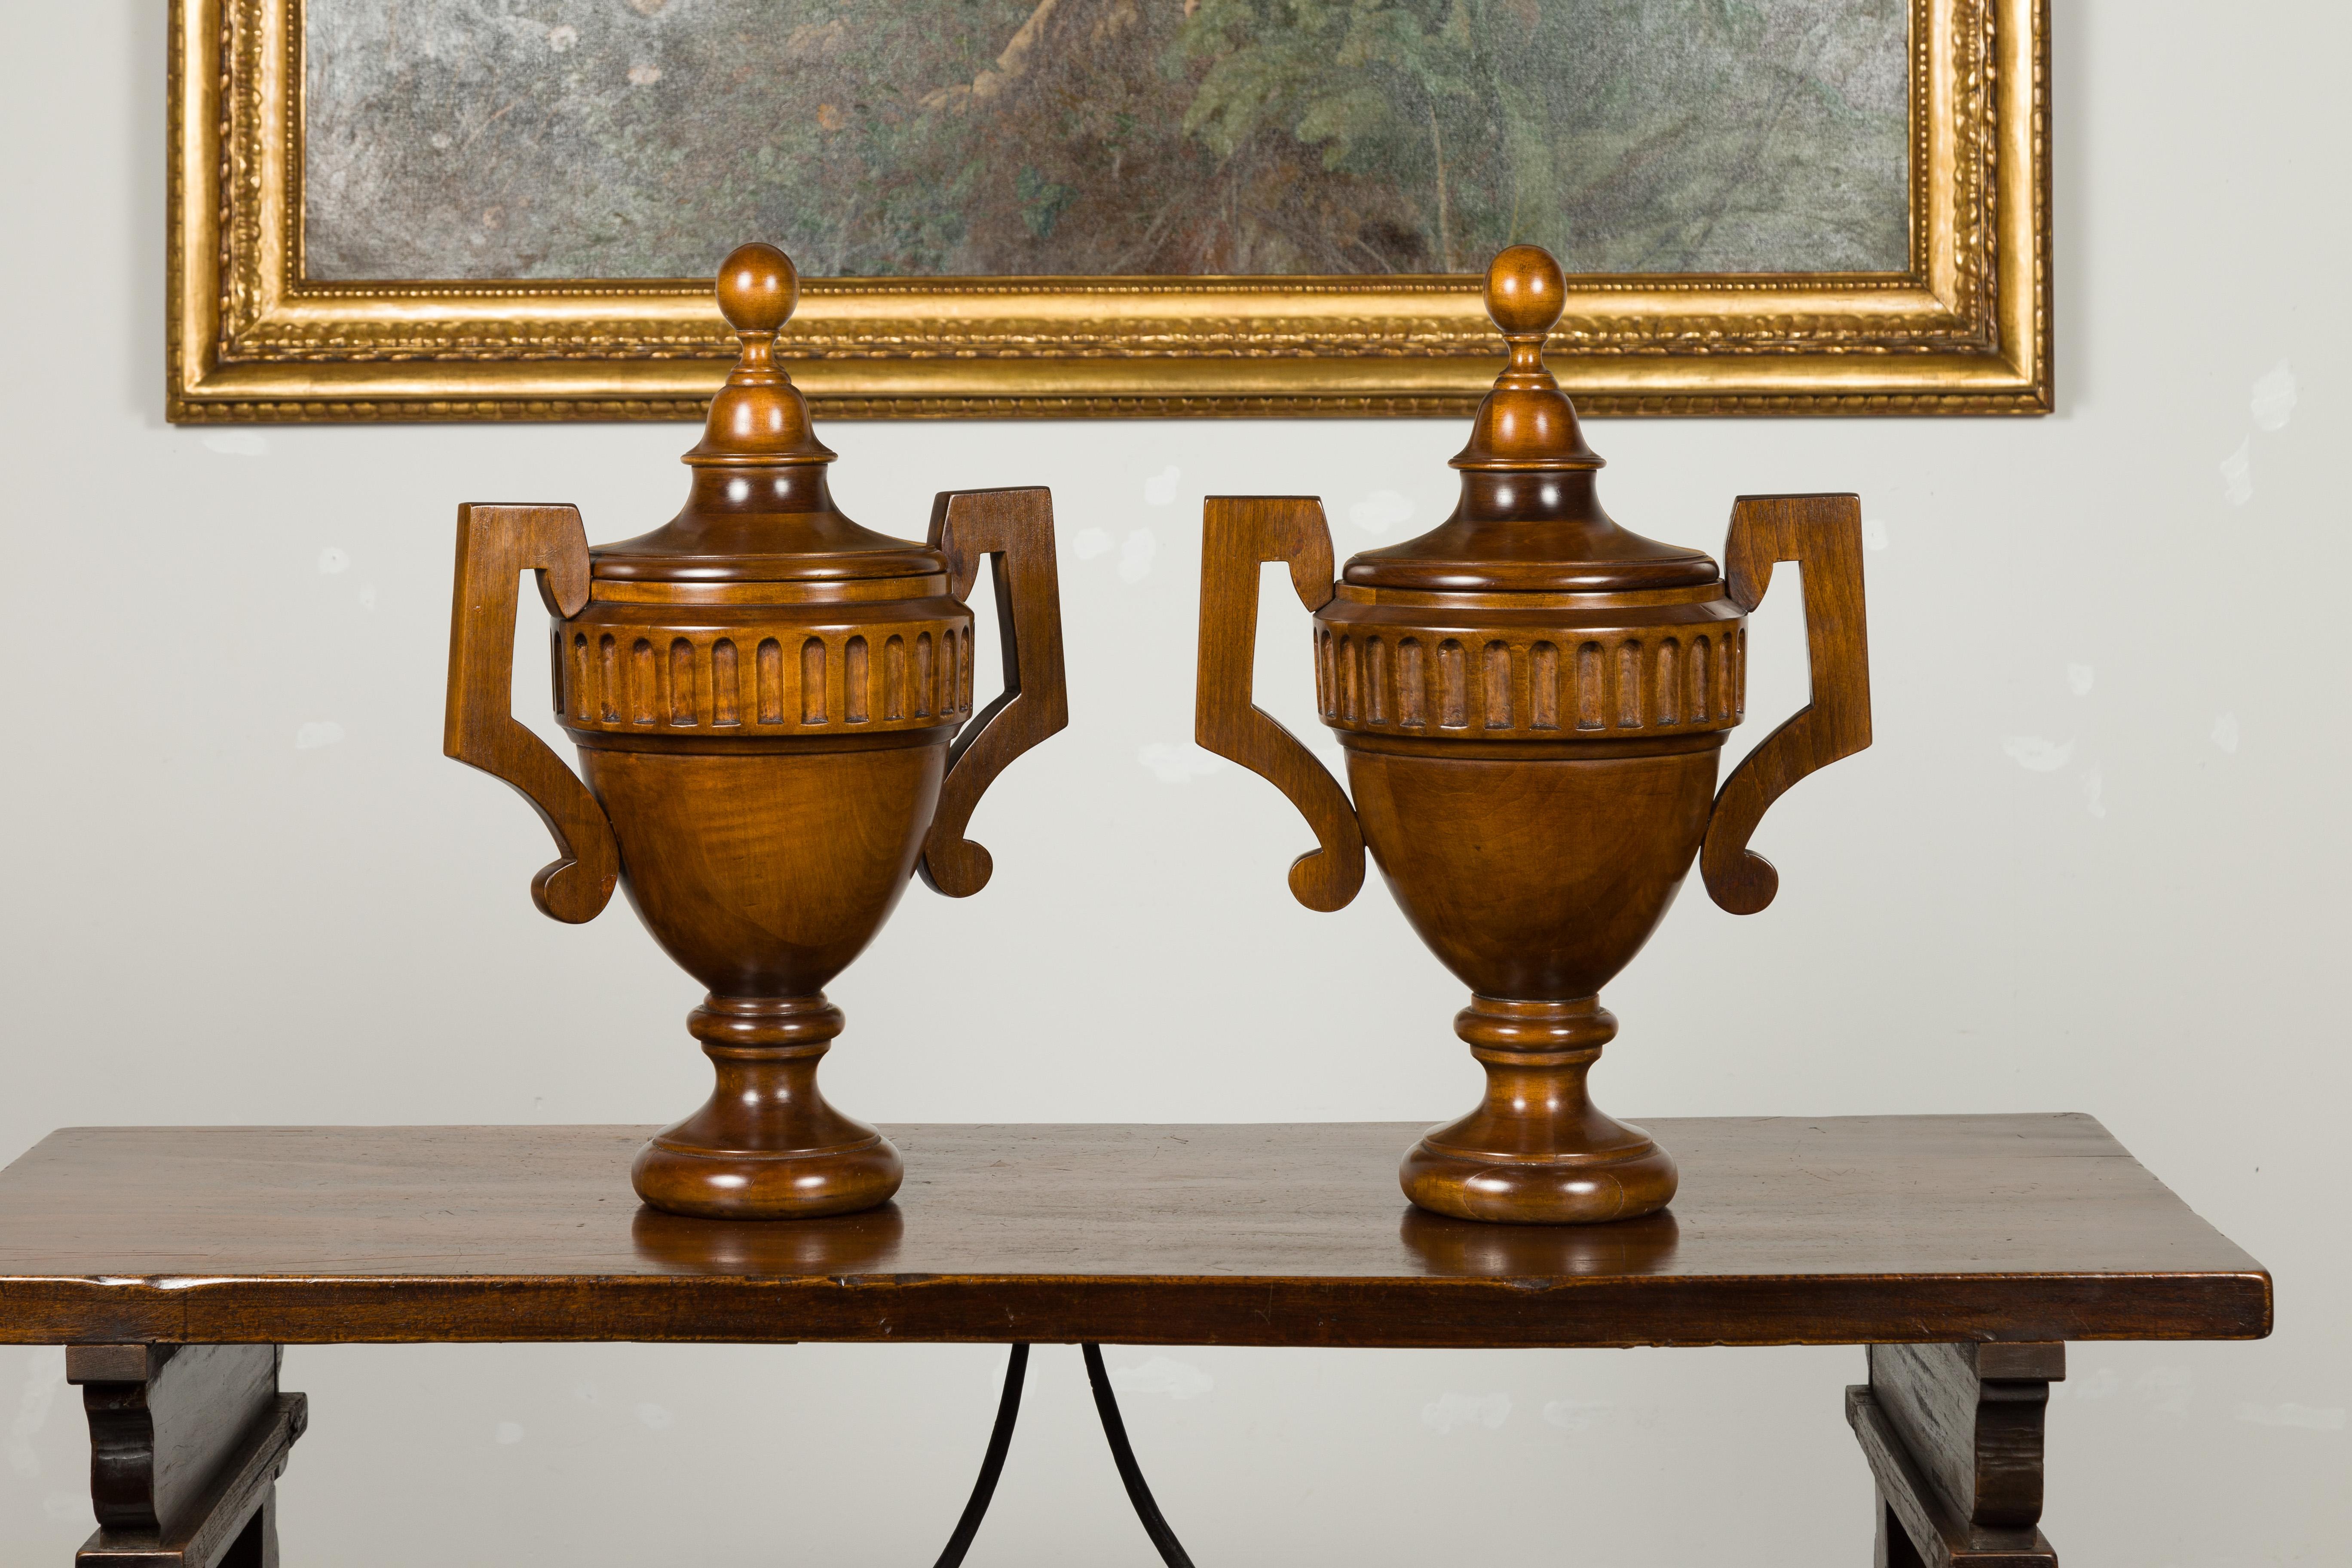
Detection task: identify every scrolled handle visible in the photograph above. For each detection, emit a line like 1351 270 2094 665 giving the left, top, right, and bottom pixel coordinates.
918 487 1070 897
1194 496 1365 913
443 503 620 924
1701 493 1874 915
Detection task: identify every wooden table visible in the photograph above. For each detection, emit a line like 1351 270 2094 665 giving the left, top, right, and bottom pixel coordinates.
0 1116 2269 1568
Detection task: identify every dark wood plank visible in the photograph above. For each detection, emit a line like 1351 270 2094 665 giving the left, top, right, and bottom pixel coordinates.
77 1396 302 1568
67 1346 175 1384
1849 1387 2055 1568
1877 1492 1930 1568
0 1117 2269 1348
71 1346 278 1534
1869 1343 2058 1530
212 1501 275 1568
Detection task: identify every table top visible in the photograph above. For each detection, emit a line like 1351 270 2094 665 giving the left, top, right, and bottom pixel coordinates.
0 1116 2268 1349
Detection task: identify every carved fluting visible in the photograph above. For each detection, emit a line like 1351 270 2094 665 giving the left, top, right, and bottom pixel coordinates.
1313 619 1744 739
559 617 971 737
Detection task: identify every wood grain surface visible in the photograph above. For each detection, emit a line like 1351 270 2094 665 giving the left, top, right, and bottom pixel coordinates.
1869 1342 2054 1531
73 1345 280 1534
1700 490 1874 915
1850 1384 2056 1568
443 248 1068 1223
0 1117 2266 1349
917 485 1071 898
1194 254 1881 1227
1193 494 1365 913
442 501 620 925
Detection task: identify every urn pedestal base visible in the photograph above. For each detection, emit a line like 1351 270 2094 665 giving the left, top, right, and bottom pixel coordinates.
630 994 903 1221
1399 996 1677 1225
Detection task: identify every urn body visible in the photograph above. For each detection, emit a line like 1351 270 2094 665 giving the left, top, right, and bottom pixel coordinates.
1317 582 1745 1004
444 243 1067 1220
1192 244 1871 1225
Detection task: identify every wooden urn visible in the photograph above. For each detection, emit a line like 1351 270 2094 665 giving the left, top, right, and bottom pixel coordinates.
444 243 1067 1220
1195 245 1872 1225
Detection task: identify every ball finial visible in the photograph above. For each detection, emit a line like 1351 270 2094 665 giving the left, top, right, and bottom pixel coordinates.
714 242 797 335
1448 243 1599 471
1485 244 1565 337
682 239 833 467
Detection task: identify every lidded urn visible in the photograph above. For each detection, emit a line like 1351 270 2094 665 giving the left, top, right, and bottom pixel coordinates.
1195 245 1871 1224
444 243 1067 1219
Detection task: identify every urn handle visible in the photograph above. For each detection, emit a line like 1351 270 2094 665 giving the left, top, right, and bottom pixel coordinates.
919 487 1070 897
1702 493 1874 915
443 503 620 925
1194 496 1366 913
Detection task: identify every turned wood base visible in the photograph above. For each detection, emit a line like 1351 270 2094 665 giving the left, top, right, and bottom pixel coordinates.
1400 996 1678 1225
631 994 903 1220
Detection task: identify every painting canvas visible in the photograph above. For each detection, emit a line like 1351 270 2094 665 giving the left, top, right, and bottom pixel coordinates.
166 0 2047 420
307 0 1912 283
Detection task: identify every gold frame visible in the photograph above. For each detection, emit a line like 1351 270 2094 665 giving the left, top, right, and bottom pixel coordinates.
168 0 2049 423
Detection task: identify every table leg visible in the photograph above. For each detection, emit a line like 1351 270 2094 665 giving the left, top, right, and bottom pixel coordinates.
1846 1342 2062 1567
1874 1490 1927 1568
64 1346 306 1568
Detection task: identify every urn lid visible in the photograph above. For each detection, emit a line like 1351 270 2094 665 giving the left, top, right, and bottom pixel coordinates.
1342 246 1718 595
590 243 946 583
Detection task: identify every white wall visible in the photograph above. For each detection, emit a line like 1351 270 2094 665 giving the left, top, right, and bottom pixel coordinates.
3 3 2344 1563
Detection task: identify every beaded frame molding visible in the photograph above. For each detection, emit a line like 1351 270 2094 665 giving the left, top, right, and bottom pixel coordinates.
167 0 2049 424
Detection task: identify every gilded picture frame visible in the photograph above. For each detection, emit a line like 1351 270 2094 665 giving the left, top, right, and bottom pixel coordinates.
167 0 2049 423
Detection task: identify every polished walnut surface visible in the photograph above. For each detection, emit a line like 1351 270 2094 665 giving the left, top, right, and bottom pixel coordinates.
444 245 1068 1222
0 1117 2266 1349
1195 249 1877 1227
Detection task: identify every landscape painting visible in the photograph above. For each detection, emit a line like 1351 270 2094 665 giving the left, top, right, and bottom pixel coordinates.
176 0 2047 420
306 0 1912 282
